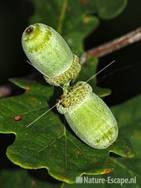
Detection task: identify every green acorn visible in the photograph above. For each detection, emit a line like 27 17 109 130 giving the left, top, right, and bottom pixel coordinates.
22 23 81 86
57 81 118 149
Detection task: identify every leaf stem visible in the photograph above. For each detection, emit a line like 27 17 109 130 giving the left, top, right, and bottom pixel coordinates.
85 26 141 58
57 0 68 33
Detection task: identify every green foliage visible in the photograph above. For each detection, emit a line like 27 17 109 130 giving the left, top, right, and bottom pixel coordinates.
95 0 127 19
1 0 140 187
0 169 61 188
0 78 140 184
30 0 127 54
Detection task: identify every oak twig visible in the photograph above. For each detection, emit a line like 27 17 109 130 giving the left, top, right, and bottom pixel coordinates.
0 85 12 98
83 26 141 60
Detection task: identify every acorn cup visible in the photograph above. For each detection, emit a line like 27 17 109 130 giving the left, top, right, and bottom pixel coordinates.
57 82 118 149
22 23 118 149
22 23 81 86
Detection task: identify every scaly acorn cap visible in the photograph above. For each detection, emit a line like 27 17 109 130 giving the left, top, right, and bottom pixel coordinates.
57 82 118 149
22 23 81 86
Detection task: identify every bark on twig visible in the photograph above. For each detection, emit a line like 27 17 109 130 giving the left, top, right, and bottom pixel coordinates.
85 26 141 59
0 85 12 97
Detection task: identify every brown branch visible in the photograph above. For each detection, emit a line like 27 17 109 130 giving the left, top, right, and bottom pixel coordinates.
0 85 12 98
85 26 141 58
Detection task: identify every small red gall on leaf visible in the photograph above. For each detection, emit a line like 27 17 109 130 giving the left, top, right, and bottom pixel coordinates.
14 115 22 121
103 169 112 174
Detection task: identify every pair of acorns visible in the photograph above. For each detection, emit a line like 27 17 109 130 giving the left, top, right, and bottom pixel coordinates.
22 23 118 149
